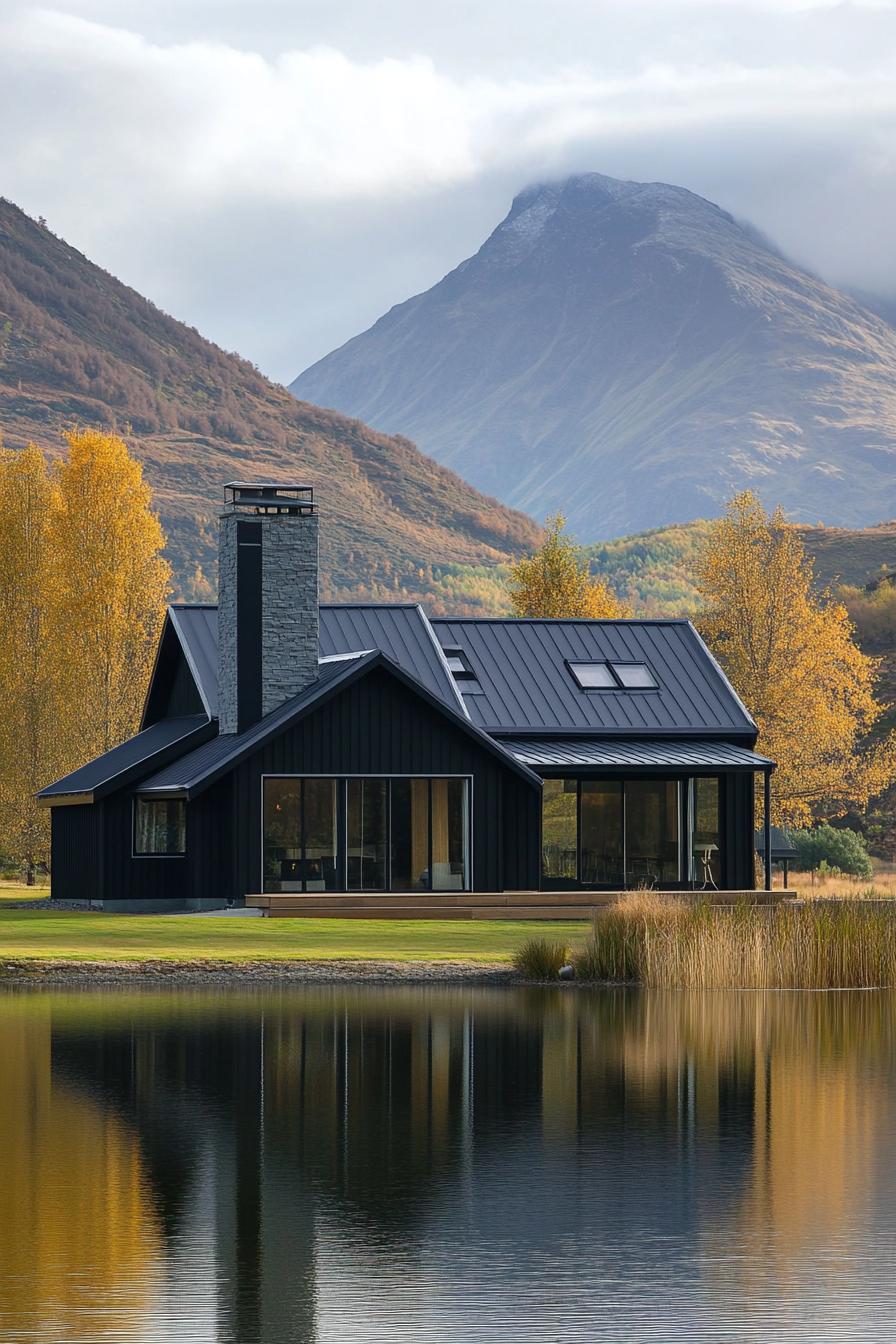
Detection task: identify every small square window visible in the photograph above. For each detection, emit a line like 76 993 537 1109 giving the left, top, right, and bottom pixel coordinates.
443 647 477 679
612 663 657 688
568 662 617 689
134 798 186 855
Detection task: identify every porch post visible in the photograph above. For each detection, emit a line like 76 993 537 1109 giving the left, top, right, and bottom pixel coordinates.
763 768 772 893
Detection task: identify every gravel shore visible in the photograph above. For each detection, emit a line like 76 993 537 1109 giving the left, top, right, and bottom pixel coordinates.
0 958 521 986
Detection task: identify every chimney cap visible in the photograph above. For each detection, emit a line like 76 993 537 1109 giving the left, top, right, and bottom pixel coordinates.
223 482 316 515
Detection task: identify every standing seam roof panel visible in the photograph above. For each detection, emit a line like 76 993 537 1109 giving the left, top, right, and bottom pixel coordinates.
432 619 755 735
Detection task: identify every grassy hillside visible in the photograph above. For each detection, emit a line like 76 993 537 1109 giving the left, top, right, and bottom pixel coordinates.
0 200 540 608
585 519 896 616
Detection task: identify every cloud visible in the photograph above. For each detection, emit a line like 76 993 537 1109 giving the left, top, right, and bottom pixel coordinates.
1 4 895 379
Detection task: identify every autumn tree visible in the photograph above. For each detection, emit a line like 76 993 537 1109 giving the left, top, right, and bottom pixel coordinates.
509 514 630 619
0 443 63 880
0 430 170 880
696 491 896 827
50 429 170 757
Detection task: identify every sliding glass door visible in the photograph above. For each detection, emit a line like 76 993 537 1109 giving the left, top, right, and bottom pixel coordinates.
541 777 715 888
264 777 470 893
263 777 338 892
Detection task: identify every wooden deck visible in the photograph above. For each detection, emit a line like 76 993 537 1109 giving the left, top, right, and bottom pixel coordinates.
246 890 779 919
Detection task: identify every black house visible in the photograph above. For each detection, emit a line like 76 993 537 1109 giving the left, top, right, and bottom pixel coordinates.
40 483 774 909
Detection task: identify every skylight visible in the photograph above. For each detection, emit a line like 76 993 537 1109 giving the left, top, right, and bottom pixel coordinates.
443 647 477 680
568 661 658 690
568 662 617 689
612 662 658 688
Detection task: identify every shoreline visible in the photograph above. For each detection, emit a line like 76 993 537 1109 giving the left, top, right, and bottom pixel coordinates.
0 957 524 986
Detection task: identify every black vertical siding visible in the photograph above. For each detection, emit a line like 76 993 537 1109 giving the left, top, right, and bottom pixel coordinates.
50 804 104 903
723 772 757 889
231 667 540 897
102 791 191 904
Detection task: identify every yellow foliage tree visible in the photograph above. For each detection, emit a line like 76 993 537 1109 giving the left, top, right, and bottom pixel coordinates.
0 430 170 879
696 491 896 827
509 514 630 619
0 443 63 881
50 429 170 757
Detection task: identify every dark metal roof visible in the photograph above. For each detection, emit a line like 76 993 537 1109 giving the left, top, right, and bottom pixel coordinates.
38 716 212 802
138 653 538 798
755 825 798 859
503 737 774 769
158 603 464 723
432 619 756 737
168 605 219 719
319 605 464 715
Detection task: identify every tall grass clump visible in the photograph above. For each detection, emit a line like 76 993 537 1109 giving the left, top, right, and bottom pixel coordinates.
573 894 896 989
513 937 570 980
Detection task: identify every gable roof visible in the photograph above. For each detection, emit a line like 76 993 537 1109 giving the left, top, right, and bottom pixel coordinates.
137 652 540 799
37 715 213 804
146 602 464 728
431 618 756 738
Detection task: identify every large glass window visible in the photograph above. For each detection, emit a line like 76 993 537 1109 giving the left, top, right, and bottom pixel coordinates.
541 778 688 887
625 780 680 885
134 798 186 855
691 777 722 887
263 777 338 893
580 781 624 886
347 778 388 891
542 779 578 880
264 777 470 893
431 777 468 890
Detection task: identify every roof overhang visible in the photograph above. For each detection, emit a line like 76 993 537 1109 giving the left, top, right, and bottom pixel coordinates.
502 737 775 771
137 652 542 799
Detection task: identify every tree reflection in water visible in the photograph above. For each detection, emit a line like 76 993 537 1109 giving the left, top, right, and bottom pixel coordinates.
0 986 894 1343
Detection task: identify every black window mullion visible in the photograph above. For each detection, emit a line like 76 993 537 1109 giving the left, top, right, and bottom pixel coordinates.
300 779 306 893
577 779 582 886
386 780 392 893
428 779 433 892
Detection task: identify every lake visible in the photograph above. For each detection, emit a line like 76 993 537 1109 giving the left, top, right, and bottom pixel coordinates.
1 984 894 1343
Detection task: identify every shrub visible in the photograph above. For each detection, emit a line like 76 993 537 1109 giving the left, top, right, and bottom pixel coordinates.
512 938 570 980
572 896 896 989
792 824 874 879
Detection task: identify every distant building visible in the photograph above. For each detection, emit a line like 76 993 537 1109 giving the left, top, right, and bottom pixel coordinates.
40 483 774 909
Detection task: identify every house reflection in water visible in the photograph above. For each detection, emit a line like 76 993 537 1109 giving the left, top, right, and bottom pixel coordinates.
2 987 895 1343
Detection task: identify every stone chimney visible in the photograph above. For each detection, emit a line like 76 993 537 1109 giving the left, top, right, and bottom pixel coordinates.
218 482 319 734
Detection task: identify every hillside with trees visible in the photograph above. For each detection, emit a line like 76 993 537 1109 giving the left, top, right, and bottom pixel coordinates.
0 199 540 607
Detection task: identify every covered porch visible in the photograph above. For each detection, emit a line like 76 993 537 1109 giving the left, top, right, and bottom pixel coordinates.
503 737 775 895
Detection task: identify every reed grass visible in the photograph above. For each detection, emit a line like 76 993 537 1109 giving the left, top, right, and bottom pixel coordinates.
573 891 896 989
512 937 570 980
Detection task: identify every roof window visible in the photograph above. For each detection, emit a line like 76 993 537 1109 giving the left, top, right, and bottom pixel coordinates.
567 661 658 690
443 646 477 680
611 662 657 689
568 662 617 689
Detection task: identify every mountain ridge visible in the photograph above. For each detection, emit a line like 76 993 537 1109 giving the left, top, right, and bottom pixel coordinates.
292 172 896 538
0 198 541 607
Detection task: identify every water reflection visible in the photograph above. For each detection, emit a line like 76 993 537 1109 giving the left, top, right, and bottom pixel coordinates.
1 987 895 1342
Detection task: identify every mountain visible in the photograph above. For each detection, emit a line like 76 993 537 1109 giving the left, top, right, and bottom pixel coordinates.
291 172 896 538
0 199 540 606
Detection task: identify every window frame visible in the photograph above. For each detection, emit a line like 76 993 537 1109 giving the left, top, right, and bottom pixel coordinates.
260 775 473 894
564 659 659 692
132 796 187 858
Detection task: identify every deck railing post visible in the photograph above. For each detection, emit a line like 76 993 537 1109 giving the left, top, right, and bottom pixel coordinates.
763 768 772 893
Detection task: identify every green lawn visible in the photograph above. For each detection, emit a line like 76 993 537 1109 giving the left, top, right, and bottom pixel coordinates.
0 909 589 965
0 883 49 901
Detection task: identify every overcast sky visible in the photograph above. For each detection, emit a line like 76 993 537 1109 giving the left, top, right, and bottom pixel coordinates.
2 0 895 382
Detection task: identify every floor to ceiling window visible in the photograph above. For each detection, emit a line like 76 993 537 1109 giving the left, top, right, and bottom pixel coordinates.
541 777 722 888
263 777 338 892
541 779 578 881
264 777 471 894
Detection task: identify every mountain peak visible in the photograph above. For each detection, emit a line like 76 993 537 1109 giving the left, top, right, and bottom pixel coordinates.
291 174 896 538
